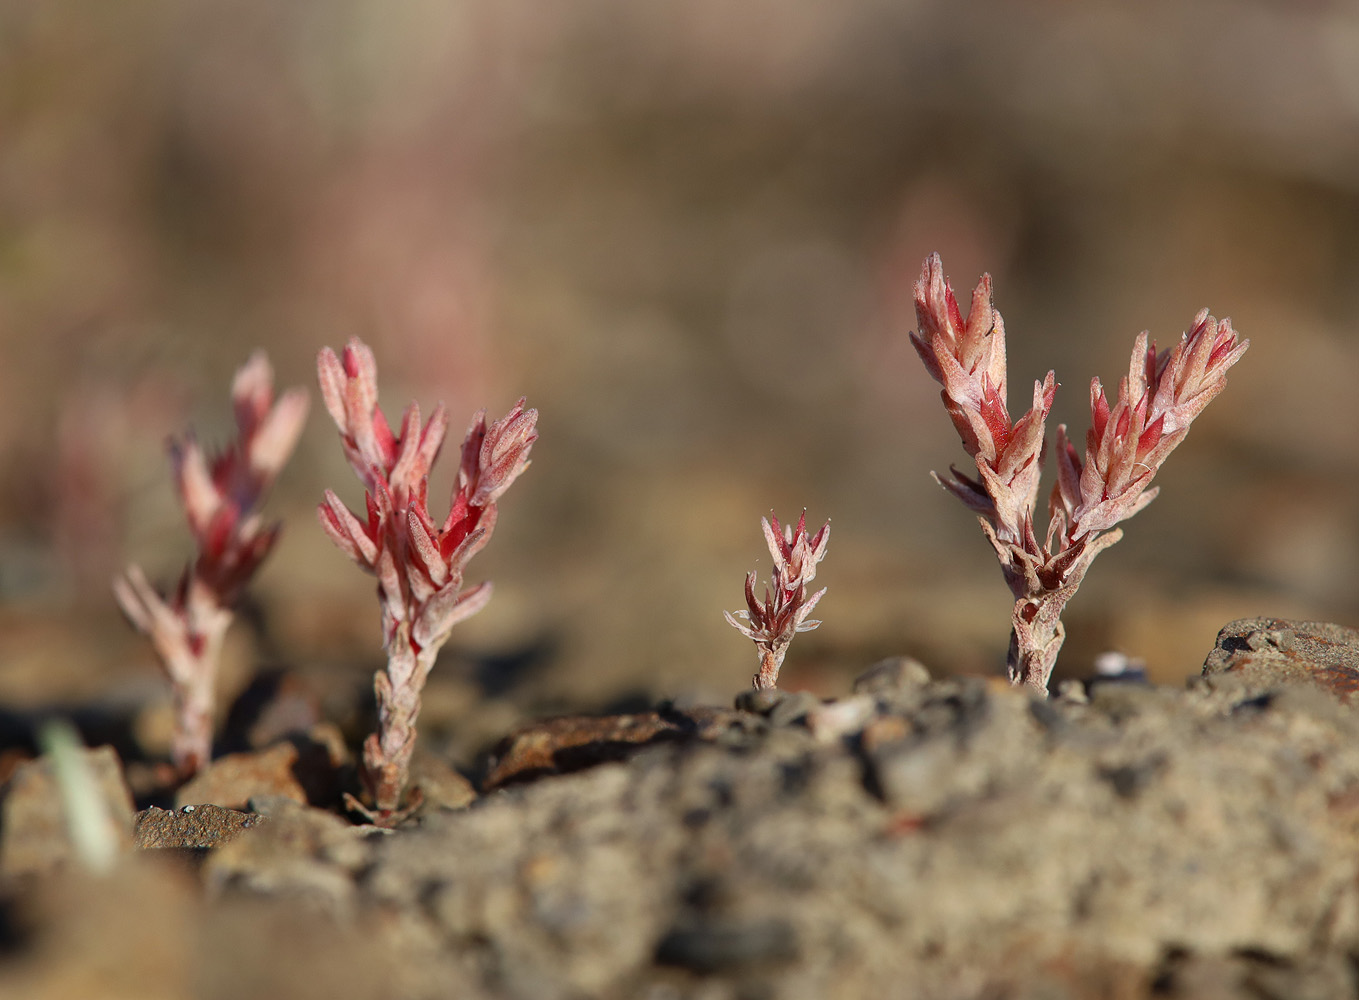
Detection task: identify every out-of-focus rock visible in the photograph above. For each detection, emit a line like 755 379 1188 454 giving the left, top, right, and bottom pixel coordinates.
0 745 135 878
1201 617 1359 699
407 752 476 813
175 729 345 810
481 705 747 790
0 854 395 1000
234 671 324 750
852 655 932 695
175 743 307 810
356 629 1359 998
19 620 1359 998
0 860 198 1000
203 799 371 913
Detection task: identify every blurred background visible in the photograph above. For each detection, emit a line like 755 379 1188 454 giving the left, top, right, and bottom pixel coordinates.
2 0 1356 759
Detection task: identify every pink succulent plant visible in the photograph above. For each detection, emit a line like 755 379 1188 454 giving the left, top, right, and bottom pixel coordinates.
114 352 309 776
726 511 830 690
317 337 537 820
910 253 1248 692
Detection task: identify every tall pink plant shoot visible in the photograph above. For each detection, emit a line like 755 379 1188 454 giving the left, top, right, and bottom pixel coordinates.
910 254 1247 692
317 338 537 819
114 352 309 776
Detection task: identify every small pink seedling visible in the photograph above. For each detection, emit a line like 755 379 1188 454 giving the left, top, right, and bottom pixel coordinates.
726 511 830 690
317 338 537 821
115 353 309 776
909 253 1247 692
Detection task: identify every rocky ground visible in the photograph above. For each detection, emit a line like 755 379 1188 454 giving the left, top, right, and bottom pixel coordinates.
5 617 1359 1000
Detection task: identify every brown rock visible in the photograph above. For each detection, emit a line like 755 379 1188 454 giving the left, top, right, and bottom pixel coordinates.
482 705 746 790
0 858 199 999
1201 617 1359 699
0 745 135 878
859 713 910 753
408 752 477 812
237 671 324 749
203 799 371 912
175 729 345 810
176 742 306 810
133 804 264 850
290 724 350 806
853 656 933 695
0 748 31 787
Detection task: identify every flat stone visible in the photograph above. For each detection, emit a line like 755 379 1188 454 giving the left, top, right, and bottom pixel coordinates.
482 705 744 790
176 743 306 810
134 804 264 849
1201 617 1359 699
175 731 344 810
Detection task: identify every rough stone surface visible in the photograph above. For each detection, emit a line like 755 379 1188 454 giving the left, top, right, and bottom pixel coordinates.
0 860 199 1000
851 655 933 695
481 704 751 790
175 732 344 811
0 745 135 877
330 636 1359 999
407 752 477 813
203 799 372 913
176 743 309 810
0 857 396 1000
1201 617 1359 699
133 804 264 850
16 623 1359 997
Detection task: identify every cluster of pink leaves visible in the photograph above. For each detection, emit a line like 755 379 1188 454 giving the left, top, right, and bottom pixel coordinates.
725 512 830 690
114 353 309 776
910 253 1248 691
317 338 537 816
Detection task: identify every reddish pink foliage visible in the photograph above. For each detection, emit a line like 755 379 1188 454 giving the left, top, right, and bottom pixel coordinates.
726 511 830 690
317 337 537 817
910 254 1247 692
115 352 309 776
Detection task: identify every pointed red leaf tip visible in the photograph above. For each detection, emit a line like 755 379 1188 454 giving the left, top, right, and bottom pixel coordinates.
1089 379 1111 441
1208 322 1240 367
910 254 1012 448
911 253 948 340
466 398 538 509
1113 397 1132 441
231 351 274 437
118 348 309 777
1137 413 1165 454
340 337 375 381
946 285 965 338
978 375 1012 454
1142 340 1158 389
